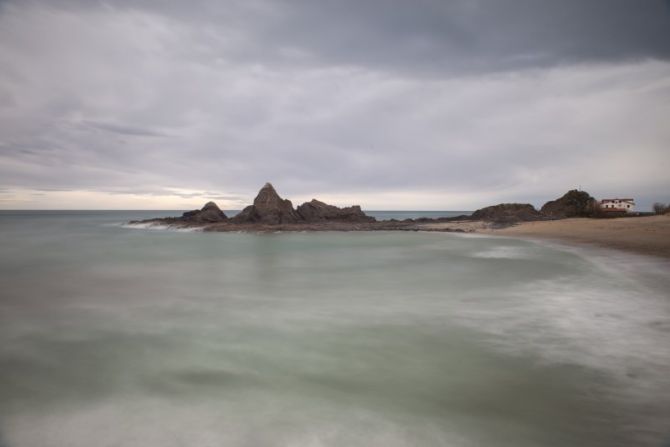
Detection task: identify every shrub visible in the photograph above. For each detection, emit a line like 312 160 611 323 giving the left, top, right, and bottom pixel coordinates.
653 202 669 215
589 201 605 218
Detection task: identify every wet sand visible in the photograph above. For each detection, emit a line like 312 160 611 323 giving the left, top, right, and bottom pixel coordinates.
483 215 670 259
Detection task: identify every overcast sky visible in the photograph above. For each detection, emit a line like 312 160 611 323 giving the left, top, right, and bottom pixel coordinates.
1 0 669 210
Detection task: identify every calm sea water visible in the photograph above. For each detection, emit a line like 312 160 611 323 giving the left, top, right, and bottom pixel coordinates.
225 210 471 220
0 211 669 447
366 211 471 220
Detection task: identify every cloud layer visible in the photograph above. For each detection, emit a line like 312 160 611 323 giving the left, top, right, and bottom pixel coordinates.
1 0 669 209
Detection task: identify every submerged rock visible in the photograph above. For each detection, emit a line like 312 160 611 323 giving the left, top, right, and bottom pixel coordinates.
296 199 375 223
470 203 542 223
232 183 301 224
541 189 596 218
181 201 227 223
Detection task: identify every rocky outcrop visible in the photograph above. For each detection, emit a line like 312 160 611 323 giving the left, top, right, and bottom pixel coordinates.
297 199 375 223
232 183 302 224
470 203 542 223
232 183 375 224
541 190 596 218
181 201 227 223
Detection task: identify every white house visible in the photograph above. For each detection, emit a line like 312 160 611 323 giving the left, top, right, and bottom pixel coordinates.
600 198 635 213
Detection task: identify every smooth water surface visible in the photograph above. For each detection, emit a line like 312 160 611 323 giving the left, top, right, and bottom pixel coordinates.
215 210 471 220
0 211 669 446
365 210 471 220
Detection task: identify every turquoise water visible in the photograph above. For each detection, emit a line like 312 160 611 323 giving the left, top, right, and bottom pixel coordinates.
0 211 669 446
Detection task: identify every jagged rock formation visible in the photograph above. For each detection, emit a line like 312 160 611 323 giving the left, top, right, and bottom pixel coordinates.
541 190 596 218
133 182 480 231
297 199 375 223
232 183 375 224
470 203 542 223
232 183 302 224
180 201 227 223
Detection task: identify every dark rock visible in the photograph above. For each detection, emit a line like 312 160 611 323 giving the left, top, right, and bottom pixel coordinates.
231 183 301 224
181 201 227 223
541 190 596 218
470 203 542 223
231 205 261 223
296 199 375 223
445 214 472 222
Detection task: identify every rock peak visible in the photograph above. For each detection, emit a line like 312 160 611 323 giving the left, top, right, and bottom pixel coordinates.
180 200 227 222
233 183 301 224
254 182 286 208
257 182 278 198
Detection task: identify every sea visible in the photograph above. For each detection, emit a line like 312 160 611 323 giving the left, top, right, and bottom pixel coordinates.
232 210 471 221
0 210 669 447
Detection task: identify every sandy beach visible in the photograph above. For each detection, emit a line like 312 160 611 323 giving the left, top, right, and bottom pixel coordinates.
417 215 670 258
484 215 670 258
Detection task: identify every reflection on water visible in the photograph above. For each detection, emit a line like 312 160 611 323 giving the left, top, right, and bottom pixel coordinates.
0 211 669 447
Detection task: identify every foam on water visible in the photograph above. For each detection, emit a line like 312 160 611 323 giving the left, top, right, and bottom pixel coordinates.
471 245 537 259
122 222 203 232
0 212 669 447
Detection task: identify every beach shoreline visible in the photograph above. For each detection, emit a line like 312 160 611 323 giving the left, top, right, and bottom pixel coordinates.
479 215 670 259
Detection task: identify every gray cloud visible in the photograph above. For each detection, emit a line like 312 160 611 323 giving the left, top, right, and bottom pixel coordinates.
0 0 668 209
11 0 669 74
257 0 670 74
80 120 168 137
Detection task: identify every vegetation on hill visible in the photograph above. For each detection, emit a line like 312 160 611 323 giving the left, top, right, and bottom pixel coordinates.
540 189 597 218
470 203 542 223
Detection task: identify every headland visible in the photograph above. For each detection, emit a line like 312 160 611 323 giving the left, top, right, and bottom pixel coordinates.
130 183 670 258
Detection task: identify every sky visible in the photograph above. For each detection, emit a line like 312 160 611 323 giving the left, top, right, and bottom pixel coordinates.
0 0 669 210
